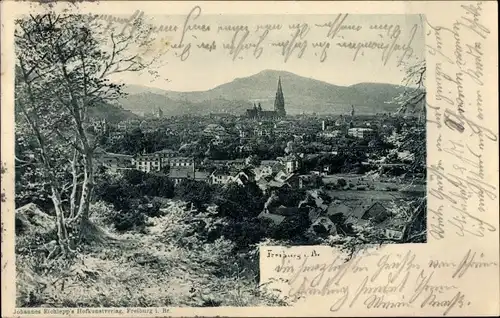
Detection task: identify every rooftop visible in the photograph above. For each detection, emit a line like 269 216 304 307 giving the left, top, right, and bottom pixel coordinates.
169 168 209 180
258 211 286 226
154 149 177 154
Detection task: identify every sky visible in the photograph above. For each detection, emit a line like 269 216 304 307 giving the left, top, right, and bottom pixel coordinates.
106 12 425 92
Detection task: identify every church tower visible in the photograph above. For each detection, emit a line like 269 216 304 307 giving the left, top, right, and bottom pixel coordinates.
274 77 286 117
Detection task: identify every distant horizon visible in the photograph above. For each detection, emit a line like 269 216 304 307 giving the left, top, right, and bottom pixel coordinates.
123 68 407 93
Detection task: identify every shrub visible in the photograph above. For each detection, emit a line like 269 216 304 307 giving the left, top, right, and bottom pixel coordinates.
141 174 175 198
89 201 116 228
214 183 265 220
268 213 310 242
175 180 214 210
337 178 347 187
222 218 269 249
112 208 147 232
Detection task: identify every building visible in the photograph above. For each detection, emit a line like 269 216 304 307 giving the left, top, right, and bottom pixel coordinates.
153 106 164 118
246 77 286 119
274 77 286 117
281 154 301 173
203 124 228 137
133 153 162 173
169 157 194 167
209 168 232 185
310 216 337 235
209 167 255 186
318 130 343 139
154 149 178 159
257 211 286 226
169 167 209 185
94 148 134 172
133 149 193 173
348 127 376 139
91 119 108 134
230 168 256 185
257 171 300 194
116 119 140 131
210 159 247 170
347 202 390 225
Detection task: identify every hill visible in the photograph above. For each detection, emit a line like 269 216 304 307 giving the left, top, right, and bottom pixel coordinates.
119 70 416 116
87 102 139 123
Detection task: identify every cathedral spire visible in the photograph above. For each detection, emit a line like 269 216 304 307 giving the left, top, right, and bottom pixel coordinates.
274 76 286 117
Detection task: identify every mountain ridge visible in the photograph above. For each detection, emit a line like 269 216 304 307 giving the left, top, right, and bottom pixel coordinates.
119 70 418 116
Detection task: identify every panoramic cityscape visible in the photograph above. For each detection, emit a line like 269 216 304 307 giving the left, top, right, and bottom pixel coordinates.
83 72 427 246
14 12 426 308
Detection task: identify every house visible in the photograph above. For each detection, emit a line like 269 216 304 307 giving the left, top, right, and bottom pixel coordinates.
346 202 390 225
210 159 247 170
94 148 134 172
378 216 407 240
169 157 194 167
238 128 251 138
169 167 209 185
361 202 390 223
257 211 286 226
90 119 108 134
258 171 300 194
230 168 255 185
209 167 255 186
385 228 404 240
253 166 274 181
209 168 232 185
305 190 329 211
272 205 301 216
326 203 351 218
280 154 301 173
318 130 343 139
348 128 376 139
212 134 231 146
154 149 178 158
310 216 337 235
258 204 308 227
133 150 188 173
203 123 227 136
133 154 161 173
116 120 140 131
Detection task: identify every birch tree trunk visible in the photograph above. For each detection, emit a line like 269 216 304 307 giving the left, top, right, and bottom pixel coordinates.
50 186 71 255
69 149 79 219
77 151 95 240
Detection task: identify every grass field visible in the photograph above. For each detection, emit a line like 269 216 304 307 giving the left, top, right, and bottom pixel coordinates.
322 174 425 192
325 189 423 201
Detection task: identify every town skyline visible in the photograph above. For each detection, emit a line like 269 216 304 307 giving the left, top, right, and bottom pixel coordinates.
121 68 411 93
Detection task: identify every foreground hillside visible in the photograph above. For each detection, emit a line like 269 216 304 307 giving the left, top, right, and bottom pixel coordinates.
16 201 285 308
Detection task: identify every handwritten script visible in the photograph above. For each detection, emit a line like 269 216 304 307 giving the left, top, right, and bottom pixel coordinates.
90 7 419 65
262 246 498 316
425 1 497 241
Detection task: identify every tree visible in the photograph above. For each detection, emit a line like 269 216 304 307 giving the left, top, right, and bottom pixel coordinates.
15 13 163 254
214 183 265 220
174 180 214 210
336 178 347 188
387 59 427 243
389 59 427 175
393 60 426 121
245 155 261 167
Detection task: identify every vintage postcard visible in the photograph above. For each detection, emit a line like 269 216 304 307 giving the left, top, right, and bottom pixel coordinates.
1 1 498 317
